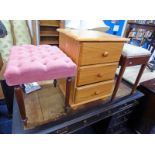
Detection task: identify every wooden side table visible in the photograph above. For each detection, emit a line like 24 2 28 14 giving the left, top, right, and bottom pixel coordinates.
58 29 129 109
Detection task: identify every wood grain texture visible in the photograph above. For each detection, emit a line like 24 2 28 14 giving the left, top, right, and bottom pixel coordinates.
39 20 61 45
0 84 4 99
24 91 43 127
58 30 127 107
40 27 59 36
24 81 65 129
57 78 76 105
57 29 129 42
0 53 3 71
77 63 118 86
0 62 6 80
40 20 60 27
80 42 124 65
75 80 114 105
15 87 27 124
32 20 37 45
59 33 81 64
40 37 59 45
23 81 131 129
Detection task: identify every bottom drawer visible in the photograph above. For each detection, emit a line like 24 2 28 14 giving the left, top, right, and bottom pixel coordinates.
75 80 114 105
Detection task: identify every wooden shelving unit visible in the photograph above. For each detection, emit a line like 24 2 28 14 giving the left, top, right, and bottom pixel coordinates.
124 20 155 46
39 20 61 46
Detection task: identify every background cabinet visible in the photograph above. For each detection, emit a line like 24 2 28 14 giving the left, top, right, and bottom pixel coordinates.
38 20 64 46
39 20 60 46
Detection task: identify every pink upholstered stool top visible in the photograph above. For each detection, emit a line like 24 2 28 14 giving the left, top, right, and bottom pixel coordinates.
4 45 77 86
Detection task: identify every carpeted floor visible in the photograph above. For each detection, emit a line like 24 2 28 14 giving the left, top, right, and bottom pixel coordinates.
116 65 155 85
0 100 12 134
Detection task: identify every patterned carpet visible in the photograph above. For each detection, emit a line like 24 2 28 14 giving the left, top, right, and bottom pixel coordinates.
0 100 12 134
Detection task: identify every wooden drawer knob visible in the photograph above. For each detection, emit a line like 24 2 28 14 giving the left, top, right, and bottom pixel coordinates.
94 91 100 95
102 51 109 57
97 73 103 77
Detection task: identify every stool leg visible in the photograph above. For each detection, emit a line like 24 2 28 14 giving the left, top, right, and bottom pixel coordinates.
53 79 57 87
65 77 72 112
1 80 14 117
15 86 27 125
131 64 147 95
111 58 128 101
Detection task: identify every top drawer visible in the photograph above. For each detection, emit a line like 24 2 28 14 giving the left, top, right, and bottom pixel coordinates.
80 42 124 65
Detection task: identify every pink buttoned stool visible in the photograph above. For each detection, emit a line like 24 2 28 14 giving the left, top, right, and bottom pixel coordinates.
4 45 77 125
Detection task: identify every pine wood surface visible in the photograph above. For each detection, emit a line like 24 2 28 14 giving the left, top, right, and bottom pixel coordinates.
40 20 60 27
23 81 131 129
77 63 118 86
57 29 129 42
24 80 65 129
39 20 61 45
58 29 128 107
80 42 124 65
75 80 114 105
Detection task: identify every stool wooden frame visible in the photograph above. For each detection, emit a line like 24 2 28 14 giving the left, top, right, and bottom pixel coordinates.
14 77 73 126
111 54 150 101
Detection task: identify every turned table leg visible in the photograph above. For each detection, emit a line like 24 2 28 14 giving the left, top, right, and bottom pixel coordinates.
65 77 72 112
131 64 147 95
111 57 128 101
15 86 27 125
53 79 57 87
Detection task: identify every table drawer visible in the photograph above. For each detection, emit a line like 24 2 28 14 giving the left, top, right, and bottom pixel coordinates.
77 63 118 86
75 80 114 105
80 42 123 65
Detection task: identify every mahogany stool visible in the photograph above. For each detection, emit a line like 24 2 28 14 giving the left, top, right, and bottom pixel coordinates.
111 43 151 101
4 45 77 125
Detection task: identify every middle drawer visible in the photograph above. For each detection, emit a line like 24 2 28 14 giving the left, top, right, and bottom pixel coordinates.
77 63 118 86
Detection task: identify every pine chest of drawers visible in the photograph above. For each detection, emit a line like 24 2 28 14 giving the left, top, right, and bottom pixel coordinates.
57 29 128 109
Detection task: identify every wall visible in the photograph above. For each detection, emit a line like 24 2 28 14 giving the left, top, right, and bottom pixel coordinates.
103 20 127 36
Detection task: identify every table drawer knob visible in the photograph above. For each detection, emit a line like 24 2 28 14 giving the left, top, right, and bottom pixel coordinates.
94 91 100 95
97 73 103 77
102 51 109 57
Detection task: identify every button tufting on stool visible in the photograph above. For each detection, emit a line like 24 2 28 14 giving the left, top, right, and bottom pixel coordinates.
4 45 77 86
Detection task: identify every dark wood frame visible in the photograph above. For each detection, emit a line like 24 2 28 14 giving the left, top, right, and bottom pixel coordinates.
14 77 73 125
111 55 150 101
12 85 144 134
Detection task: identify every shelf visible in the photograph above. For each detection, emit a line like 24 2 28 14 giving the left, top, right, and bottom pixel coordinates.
40 20 60 27
40 24 59 27
40 40 59 45
128 22 155 27
39 20 60 45
40 34 59 37
40 26 59 37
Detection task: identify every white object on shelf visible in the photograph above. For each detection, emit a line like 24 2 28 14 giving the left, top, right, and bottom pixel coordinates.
65 20 110 32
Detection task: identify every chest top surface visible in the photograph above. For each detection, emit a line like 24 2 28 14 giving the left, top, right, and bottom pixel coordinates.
57 28 129 42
